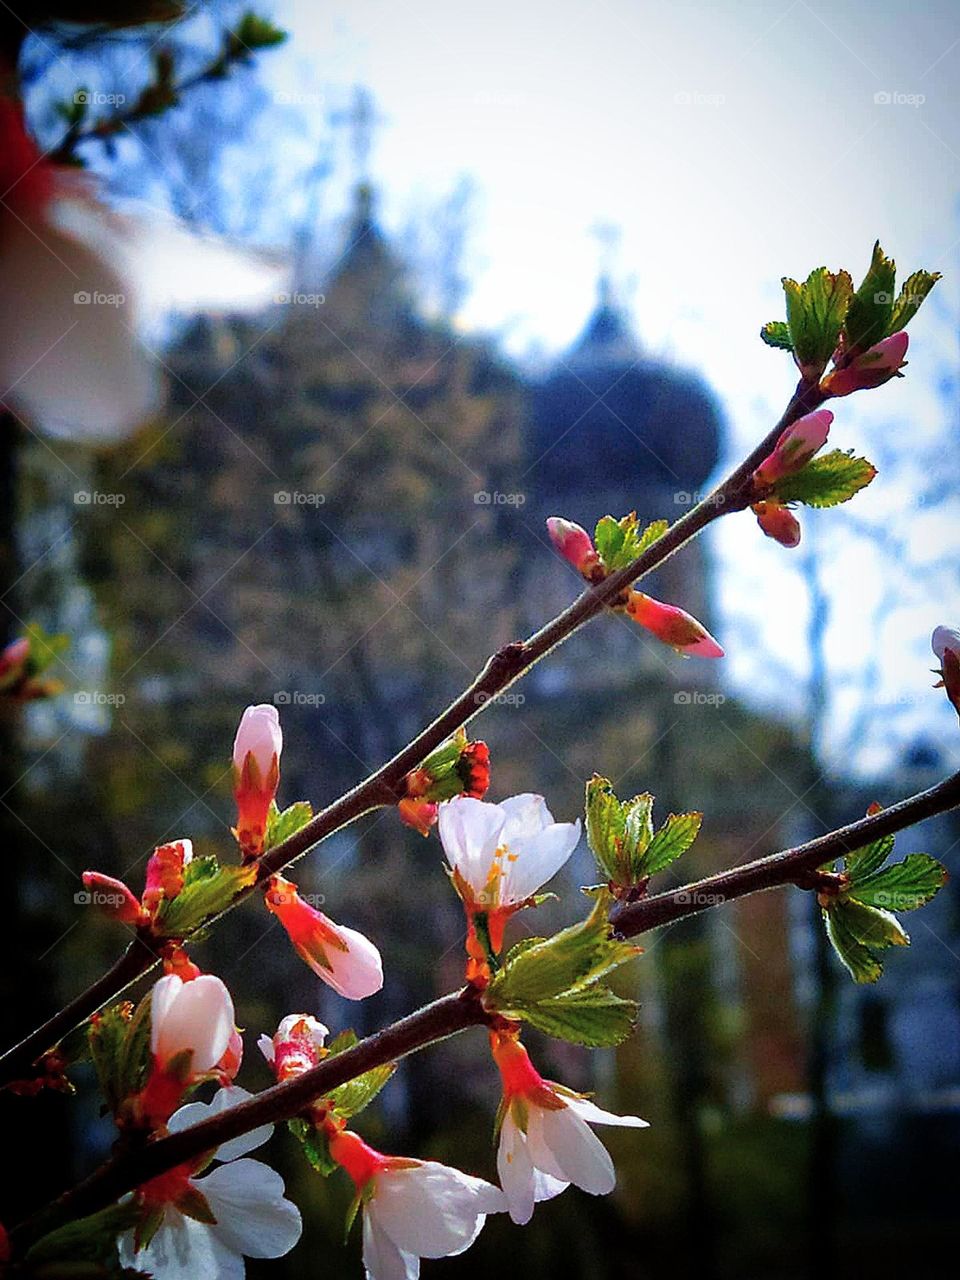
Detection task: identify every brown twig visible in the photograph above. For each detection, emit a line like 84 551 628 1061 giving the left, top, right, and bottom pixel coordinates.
13 763 959 1249
0 379 825 1087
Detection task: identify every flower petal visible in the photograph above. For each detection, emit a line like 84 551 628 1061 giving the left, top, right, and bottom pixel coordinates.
371 1163 504 1258
151 974 235 1074
437 797 505 896
167 1087 272 1162
497 1111 565 1224
197 1159 302 1260
533 1103 616 1195
563 1095 649 1129
119 1207 243 1280
317 921 384 999
498 793 554 838
501 819 581 904
363 1210 419 1280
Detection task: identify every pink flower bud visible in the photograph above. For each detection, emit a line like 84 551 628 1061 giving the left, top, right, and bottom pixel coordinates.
232 704 282 858
932 626 960 720
0 636 29 680
753 409 833 487
625 591 724 658
258 1014 329 1081
80 871 143 925
216 1027 243 1083
753 501 802 548
823 331 908 397
150 974 235 1076
932 626 960 663
142 839 193 917
398 795 440 836
265 875 383 999
546 518 600 578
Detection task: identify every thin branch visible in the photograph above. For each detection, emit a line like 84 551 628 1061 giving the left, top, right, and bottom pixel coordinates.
13 764 959 1248
0 378 825 1087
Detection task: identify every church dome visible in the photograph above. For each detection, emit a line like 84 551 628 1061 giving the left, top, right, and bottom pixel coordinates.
528 280 723 512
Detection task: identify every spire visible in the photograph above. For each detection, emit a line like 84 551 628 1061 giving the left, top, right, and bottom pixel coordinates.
566 271 640 369
331 86 386 188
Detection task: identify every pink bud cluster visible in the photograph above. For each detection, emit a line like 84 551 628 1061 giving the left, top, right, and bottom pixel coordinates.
546 518 723 659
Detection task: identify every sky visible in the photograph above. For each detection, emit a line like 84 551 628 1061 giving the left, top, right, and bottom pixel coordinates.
261 0 960 775
28 0 960 775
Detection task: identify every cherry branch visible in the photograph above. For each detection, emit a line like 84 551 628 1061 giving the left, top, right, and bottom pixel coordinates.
13 765 959 1250
0 378 825 1087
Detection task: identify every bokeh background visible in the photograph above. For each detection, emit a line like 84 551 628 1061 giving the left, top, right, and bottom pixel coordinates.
3 2 960 1277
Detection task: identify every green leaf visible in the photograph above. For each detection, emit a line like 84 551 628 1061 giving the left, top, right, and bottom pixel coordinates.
823 893 913 985
23 620 70 676
774 450 877 508
594 513 666 573
25 1200 143 1267
88 1002 135 1113
486 892 640 1009
115 990 152 1101
836 898 909 949
263 799 314 851
328 1063 396 1119
844 832 894 880
824 904 884 983
642 811 703 874
843 241 897 352
326 1029 360 1056
232 11 288 51
622 794 655 870
594 515 625 567
154 856 258 935
509 985 638 1047
761 320 793 351
288 1117 337 1176
888 269 941 334
849 854 947 913
585 775 628 882
783 267 853 376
